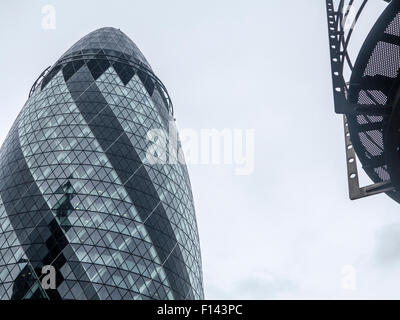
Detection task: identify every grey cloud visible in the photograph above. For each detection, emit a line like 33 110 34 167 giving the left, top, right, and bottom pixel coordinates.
375 223 400 266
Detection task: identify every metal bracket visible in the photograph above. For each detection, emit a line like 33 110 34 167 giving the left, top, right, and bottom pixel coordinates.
343 115 395 199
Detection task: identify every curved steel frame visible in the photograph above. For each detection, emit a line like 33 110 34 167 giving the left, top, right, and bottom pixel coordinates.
30 53 174 116
29 65 52 98
326 0 395 200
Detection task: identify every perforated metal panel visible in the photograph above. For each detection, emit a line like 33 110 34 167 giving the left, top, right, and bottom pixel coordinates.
325 0 400 201
347 1 400 201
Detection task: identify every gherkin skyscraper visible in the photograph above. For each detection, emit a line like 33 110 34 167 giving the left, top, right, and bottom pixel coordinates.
0 27 203 300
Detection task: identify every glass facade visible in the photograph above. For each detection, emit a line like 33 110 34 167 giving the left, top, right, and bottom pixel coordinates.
0 27 203 300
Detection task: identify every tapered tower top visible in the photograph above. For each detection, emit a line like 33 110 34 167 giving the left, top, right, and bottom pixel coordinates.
60 27 151 69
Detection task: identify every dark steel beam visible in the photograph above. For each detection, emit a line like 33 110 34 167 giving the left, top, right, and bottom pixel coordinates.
343 115 395 200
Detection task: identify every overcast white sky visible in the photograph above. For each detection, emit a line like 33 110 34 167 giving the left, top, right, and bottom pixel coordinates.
1 0 400 299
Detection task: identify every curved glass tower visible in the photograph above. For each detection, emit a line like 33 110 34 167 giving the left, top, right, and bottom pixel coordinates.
0 27 203 300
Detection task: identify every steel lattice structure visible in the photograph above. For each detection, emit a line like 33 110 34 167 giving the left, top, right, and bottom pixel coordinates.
325 0 400 201
0 27 203 300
